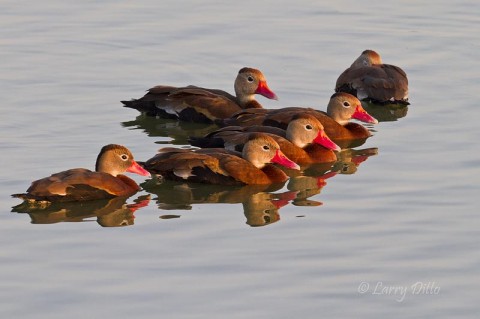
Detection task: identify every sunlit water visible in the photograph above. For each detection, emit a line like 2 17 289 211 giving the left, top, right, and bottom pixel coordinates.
1 1 479 318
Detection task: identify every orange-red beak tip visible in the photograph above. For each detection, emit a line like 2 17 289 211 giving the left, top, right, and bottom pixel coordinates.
127 161 151 177
256 81 278 100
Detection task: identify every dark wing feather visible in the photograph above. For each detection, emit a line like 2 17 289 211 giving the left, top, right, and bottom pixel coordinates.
336 64 408 103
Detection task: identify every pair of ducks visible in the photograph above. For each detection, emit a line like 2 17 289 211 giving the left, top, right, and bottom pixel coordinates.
14 50 408 203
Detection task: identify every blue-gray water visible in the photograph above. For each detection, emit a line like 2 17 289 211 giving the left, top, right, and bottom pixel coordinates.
1 1 479 318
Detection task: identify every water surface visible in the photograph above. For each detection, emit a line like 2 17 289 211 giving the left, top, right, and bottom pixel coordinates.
1 1 479 318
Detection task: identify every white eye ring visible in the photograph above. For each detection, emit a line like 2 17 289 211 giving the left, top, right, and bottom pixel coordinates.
342 101 351 108
247 76 254 82
305 124 313 130
262 145 270 151
120 154 129 161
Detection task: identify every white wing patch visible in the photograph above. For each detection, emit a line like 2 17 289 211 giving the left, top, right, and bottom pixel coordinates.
174 169 194 179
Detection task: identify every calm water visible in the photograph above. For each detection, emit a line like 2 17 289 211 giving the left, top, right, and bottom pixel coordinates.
1 1 479 318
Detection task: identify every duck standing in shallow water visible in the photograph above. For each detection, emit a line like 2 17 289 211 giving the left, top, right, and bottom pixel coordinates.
190 113 340 164
143 133 300 185
12 144 150 203
220 92 378 142
121 67 278 123
335 49 409 105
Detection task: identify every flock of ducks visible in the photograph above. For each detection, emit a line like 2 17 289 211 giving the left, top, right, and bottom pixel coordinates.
13 50 409 206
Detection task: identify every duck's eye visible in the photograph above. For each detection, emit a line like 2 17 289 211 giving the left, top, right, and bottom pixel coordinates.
262 145 270 151
363 59 369 66
342 101 351 108
305 124 313 130
247 76 254 82
120 154 129 161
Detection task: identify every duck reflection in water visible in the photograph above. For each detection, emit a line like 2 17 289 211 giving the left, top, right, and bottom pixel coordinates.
278 147 378 178
141 176 329 227
122 114 219 145
287 171 337 207
139 145 377 226
11 195 150 227
361 101 408 122
332 147 379 175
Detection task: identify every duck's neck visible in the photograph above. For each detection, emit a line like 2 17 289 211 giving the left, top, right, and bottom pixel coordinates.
326 107 350 126
236 94 263 109
95 157 120 176
327 112 349 126
336 118 350 126
96 163 120 176
95 155 117 176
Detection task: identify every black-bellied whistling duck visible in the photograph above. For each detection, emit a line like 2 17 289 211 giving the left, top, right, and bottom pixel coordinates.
220 92 378 142
121 67 278 123
12 144 150 203
143 133 300 185
190 113 340 164
335 50 409 105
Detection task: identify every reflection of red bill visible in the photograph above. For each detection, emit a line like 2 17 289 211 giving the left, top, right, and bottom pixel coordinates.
270 199 290 209
351 155 369 165
316 178 327 188
319 171 338 180
127 197 151 214
275 191 299 204
316 171 338 187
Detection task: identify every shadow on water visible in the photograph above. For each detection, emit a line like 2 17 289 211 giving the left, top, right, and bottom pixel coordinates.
11 195 150 227
122 113 219 145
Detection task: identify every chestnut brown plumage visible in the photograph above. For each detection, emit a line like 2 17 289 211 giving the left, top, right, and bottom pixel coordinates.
335 50 409 104
190 113 339 163
12 144 150 203
121 67 278 123
144 133 300 185
220 92 377 141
